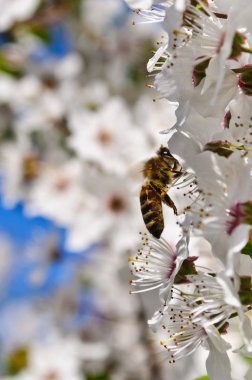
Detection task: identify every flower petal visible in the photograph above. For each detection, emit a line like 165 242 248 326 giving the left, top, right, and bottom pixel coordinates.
206 339 231 380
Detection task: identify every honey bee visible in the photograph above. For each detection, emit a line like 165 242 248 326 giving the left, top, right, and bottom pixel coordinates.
140 145 182 239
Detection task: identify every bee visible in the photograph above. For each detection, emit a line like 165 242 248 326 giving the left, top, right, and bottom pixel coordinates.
140 145 182 239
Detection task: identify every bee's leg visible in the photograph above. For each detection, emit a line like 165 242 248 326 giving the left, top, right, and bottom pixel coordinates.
161 192 178 215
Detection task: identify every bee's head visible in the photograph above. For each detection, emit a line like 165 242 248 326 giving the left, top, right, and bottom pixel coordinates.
157 145 171 158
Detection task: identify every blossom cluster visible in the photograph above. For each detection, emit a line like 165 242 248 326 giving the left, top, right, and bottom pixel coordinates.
0 1 176 379
126 1 252 379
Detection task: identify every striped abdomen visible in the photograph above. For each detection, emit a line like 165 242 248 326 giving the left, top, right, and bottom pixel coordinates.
140 182 164 239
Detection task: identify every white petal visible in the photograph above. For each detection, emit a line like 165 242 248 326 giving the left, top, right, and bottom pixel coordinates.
228 225 251 255
234 344 252 358
206 339 231 380
245 366 252 380
163 5 183 50
125 0 153 9
147 44 168 73
148 309 164 332
216 272 241 308
205 325 231 352
239 314 252 353
168 131 200 168
175 0 186 12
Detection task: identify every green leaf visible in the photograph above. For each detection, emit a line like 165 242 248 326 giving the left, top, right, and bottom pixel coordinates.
194 376 210 380
240 276 252 291
86 372 110 380
29 25 51 43
5 347 29 375
192 58 211 87
229 32 246 59
241 241 252 259
243 356 252 365
0 54 23 78
175 257 198 284
239 276 252 305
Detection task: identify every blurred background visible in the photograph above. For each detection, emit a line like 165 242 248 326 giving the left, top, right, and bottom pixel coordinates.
0 1 250 380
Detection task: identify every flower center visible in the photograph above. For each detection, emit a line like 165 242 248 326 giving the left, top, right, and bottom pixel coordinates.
55 178 71 192
108 194 126 213
22 155 39 182
44 371 59 380
166 255 176 279
54 117 70 137
49 247 61 262
226 202 246 235
97 130 112 145
41 74 58 89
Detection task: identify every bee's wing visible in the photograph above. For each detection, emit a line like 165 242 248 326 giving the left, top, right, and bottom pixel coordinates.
127 159 146 182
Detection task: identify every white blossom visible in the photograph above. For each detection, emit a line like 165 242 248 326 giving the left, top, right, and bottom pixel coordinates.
129 232 189 298
0 0 40 31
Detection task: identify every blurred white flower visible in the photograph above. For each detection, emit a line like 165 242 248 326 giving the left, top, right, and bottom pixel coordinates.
0 141 39 206
14 337 85 380
0 0 40 31
66 168 142 251
68 97 149 174
26 160 85 226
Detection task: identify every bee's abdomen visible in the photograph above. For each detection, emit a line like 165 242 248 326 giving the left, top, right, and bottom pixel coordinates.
140 182 164 239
